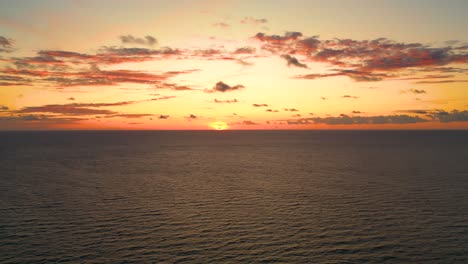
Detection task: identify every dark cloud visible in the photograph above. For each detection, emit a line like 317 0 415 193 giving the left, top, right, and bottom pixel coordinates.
402 88 427 94
253 103 268 107
0 74 32 86
423 109 468 123
352 111 363 114
299 37 321 52
0 115 86 128
159 115 169 119
254 32 468 82
149 95 177 101
284 108 299 112
120 35 157 46
281 54 308 68
395 109 432 114
13 101 139 116
321 97 327 100
294 69 388 82
266 109 279 112
67 97 75 101
255 32 303 43
186 114 198 120
16 105 118 116
0 105 9 111
1 67 194 87
110 114 154 119
240 17 268 25
214 99 238 103
32 47 179 65
414 80 468 84
396 109 468 122
342 95 359 99
286 114 428 125
233 47 256 54
0 36 13 53
292 114 301 117
205 81 245 93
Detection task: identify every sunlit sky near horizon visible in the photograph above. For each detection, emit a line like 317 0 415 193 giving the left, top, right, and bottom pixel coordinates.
1 0 467 130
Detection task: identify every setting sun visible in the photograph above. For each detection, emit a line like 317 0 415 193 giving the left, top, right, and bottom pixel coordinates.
210 122 229 130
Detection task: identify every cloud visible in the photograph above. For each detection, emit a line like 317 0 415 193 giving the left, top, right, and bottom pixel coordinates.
321 97 327 100
205 81 245 93
213 22 230 28
16 105 118 116
253 103 268 107
281 54 308 68
13 101 139 116
421 109 468 123
235 59 254 66
233 47 256 54
292 114 301 117
294 69 387 82
395 109 468 122
342 95 359 99
158 115 169 119
0 105 9 111
352 111 363 114
254 32 303 43
229 120 259 126
214 99 238 103
286 114 428 125
113 114 154 118
0 74 32 86
0 36 13 52
29 47 180 66
240 17 268 25
242 120 259 125
185 114 198 120
154 82 198 91
0 115 86 128
120 35 157 46
254 32 468 82
67 97 75 101
1 67 195 87
266 109 279 112
299 37 321 52
149 95 176 101
284 108 299 112
401 88 427 94
414 80 468 84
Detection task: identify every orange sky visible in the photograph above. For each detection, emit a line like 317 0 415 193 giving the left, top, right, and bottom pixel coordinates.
1 0 467 130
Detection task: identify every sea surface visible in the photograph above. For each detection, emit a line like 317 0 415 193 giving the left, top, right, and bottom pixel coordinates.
0 130 467 263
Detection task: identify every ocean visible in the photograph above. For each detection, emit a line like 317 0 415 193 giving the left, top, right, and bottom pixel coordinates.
1 130 467 263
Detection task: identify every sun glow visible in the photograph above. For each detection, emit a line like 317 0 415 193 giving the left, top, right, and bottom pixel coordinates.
210 122 229 130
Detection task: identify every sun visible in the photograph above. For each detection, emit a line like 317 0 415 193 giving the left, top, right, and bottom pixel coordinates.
209 121 229 130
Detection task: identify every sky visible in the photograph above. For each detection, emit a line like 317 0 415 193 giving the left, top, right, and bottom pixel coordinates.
0 0 467 130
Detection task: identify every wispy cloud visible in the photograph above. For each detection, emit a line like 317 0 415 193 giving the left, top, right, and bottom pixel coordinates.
214 99 238 103
240 17 268 25
213 22 230 28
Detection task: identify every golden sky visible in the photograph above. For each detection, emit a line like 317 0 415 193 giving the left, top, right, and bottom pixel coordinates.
1 0 467 130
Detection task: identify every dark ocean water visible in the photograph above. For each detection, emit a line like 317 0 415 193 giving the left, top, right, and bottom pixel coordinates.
0 130 467 263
